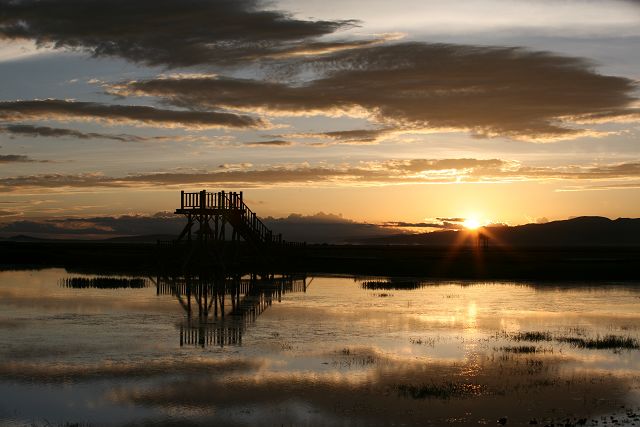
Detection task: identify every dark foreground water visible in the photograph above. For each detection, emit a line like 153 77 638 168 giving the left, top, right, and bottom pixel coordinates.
1 269 639 426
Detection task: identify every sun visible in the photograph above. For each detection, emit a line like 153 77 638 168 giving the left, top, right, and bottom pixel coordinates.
463 217 481 230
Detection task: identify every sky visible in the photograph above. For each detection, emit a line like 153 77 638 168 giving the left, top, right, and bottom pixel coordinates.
0 0 639 237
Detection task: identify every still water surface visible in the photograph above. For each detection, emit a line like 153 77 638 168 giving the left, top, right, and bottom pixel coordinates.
1 269 639 426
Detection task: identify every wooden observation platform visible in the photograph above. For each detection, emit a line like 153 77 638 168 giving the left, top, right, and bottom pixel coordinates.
159 190 304 273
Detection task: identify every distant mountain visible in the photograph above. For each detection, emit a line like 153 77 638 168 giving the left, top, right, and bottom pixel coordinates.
3 216 638 246
103 234 176 243
4 234 49 242
1 234 175 243
355 216 640 247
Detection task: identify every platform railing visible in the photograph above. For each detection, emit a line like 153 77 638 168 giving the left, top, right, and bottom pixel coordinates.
178 190 308 247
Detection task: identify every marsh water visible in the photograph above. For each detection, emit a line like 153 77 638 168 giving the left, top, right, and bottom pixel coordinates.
1 269 639 426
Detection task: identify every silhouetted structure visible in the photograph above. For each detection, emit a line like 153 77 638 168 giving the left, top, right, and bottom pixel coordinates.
478 231 489 250
158 190 304 274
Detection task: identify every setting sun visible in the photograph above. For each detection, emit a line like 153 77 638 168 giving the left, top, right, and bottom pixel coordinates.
463 217 481 229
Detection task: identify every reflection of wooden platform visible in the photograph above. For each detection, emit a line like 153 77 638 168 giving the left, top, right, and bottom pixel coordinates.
155 274 307 348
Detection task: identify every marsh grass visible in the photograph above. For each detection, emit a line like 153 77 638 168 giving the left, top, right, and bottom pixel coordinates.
333 348 377 367
361 280 423 290
60 277 148 289
409 337 436 347
510 331 552 342
501 330 638 351
497 345 538 354
557 335 639 350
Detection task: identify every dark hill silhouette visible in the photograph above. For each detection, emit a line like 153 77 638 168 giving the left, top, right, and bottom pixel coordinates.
356 216 640 247
5 234 48 242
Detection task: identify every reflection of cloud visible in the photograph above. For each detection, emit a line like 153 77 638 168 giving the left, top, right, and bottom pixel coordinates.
0 99 264 129
0 0 360 67
0 358 262 383
115 43 637 140
110 350 632 426
0 154 40 163
2 159 640 193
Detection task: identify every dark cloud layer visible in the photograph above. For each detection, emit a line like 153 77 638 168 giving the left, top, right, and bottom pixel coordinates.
0 0 357 67
244 139 292 147
0 99 264 129
1 124 142 142
118 43 637 140
0 124 209 143
0 154 35 163
1 159 639 193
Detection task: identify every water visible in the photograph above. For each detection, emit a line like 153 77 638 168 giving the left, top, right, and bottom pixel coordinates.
1 269 639 426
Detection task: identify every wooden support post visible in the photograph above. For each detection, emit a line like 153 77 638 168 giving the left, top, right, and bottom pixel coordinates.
199 190 206 209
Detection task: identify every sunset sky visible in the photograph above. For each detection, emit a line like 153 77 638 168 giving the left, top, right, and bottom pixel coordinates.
0 0 639 236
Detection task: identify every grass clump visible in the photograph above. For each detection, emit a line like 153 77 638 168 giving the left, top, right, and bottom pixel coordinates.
60 277 148 289
396 382 484 399
511 331 552 342
557 335 639 350
361 280 423 290
498 345 538 354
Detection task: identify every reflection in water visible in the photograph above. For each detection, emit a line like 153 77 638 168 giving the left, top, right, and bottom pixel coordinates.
155 274 307 347
0 269 639 426
361 279 424 290
60 276 149 289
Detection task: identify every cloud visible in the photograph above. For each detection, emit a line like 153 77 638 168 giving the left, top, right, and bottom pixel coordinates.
264 212 400 243
1 124 131 140
0 124 219 143
0 209 20 217
437 217 466 223
0 154 37 163
0 123 144 142
0 0 360 67
383 221 462 230
113 42 638 140
244 139 293 147
1 159 639 193
278 128 394 146
218 162 253 170
0 99 264 129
